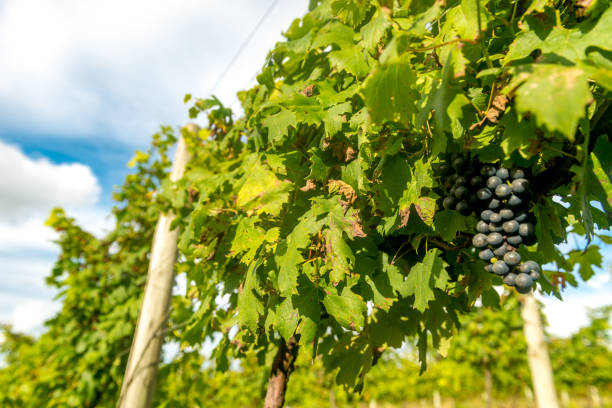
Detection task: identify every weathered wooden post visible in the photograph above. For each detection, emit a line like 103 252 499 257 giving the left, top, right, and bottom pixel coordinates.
117 124 197 408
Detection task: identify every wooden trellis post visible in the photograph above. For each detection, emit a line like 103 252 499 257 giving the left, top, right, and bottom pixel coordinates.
522 293 560 408
117 124 197 408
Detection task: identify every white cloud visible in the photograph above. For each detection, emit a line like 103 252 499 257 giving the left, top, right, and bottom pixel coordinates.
539 288 611 338
0 0 310 142
0 140 101 221
0 143 110 334
10 299 60 334
587 273 611 289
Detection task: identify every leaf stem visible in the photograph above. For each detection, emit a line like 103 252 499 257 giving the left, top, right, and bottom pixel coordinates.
545 145 579 161
510 0 519 33
406 38 474 53
476 0 494 69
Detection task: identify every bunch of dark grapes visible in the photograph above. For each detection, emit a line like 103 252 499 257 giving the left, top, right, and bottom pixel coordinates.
471 165 541 293
435 153 484 216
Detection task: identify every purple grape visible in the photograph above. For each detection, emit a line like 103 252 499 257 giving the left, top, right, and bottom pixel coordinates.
477 221 490 233
480 210 494 222
489 223 503 232
481 166 496 177
470 176 484 188
477 188 492 200
479 248 495 261
472 234 488 248
511 169 525 179
503 220 519 234
514 212 528 222
495 183 512 198
487 176 502 189
503 273 517 286
519 223 534 237
456 200 470 215
519 261 540 273
492 261 510 275
503 251 521 266
454 186 469 199
443 196 456 209
489 212 502 224
515 273 533 293
508 195 523 207
496 167 510 180
511 178 530 194
455 176 467 186
493 244 508 257
507 235 522 246
452 157 465 170
488 232 503 246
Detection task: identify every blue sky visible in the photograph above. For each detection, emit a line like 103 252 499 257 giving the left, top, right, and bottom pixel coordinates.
0 0 610 338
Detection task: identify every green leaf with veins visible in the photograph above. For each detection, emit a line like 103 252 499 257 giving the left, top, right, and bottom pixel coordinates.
505 8 612 64
405 249 450 312
361 54 418 125
323 287 367 330
509 65 592 140
263 109 298 144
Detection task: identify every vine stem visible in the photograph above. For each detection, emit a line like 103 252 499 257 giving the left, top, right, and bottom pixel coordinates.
405 38 476 53
264 336 300 408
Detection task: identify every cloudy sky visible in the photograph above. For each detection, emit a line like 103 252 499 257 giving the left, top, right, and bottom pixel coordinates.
0 0 610 338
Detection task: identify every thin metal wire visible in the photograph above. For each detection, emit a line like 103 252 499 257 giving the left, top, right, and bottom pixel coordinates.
206 0 282 97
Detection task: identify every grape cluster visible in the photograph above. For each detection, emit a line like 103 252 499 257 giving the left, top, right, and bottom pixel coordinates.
471 165 540 293
435 155 541 293
436 153 484 216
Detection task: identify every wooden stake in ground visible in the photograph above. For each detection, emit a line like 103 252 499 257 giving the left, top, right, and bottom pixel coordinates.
521 293 560 408
264 336 300 408
117 125 196 408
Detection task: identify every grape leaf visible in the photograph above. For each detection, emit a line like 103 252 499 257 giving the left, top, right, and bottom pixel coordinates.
263 109 297 144
505 8 612 64
276 297 299 341
361 54 418 125
359 9 391 53
323 287 367 330
238 260 263 333
331 0 370 28
510 65 592 140
236 161 292 216
405 249 450 312
434 210 468 241
567 245 602 281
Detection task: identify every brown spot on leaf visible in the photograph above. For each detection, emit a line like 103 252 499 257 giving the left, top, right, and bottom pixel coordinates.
302 84 315 97
350 213 367 238
188 186 199 203
327 179 357 205
469 94 509 130
576 0 593 16
415 197 436 223
399 207 411 228
345 145 357 162
300 179 317 192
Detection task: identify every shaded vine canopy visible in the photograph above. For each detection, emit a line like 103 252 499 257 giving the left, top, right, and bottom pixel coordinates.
166 0 612 387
